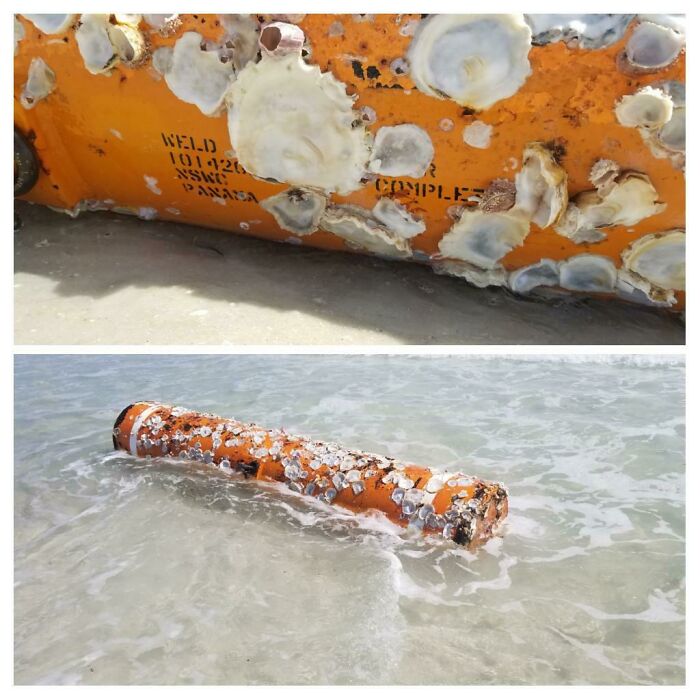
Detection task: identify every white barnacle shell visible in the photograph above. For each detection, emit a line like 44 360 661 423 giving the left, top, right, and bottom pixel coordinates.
635 81 685 168
614 86 674 129
260 187 328 235
143 14 181 36
559 254 617 293
589 159 621 197
75 14 120 75
227 52 371 194
371 198 426 239
368 124 434 179
514 142 568 228
462 121 493 149
407 14 532 110
616 268 676 307
508 258 560 295
438 207 530 269
219 14 260 71
320 204 413 259
555 170 665 243
621 19 685 72
155 32 235 115
22 14 76 34
20 57 56 110
621 229 685 291
431 259 508 288
108 21 148 68
526 14 633 49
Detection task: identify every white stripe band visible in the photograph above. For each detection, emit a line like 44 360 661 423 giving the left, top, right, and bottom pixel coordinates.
129 403 163 455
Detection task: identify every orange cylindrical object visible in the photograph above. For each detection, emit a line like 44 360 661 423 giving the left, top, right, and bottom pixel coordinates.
113 402 509 547
14 14 685 309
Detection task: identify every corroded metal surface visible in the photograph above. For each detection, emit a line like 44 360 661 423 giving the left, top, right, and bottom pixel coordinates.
14 13 685 308
113 402 509 548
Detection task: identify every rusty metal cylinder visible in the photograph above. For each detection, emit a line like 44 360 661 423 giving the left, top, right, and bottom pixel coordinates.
113 402 509 547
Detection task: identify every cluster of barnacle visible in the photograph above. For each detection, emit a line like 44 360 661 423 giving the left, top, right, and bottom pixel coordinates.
131 405 507 545
434 145 684 306
15 13 685 306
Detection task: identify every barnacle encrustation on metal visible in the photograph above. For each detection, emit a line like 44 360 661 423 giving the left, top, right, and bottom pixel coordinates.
508 258 560 295
367 124 434 179
555 165 666 243
22 14 77 35
260 187 328 235
407 14 532 110
621 229 685 293
143 14 181 36
615 85 674 129
320 204 413 258
616 269 677 307
479 179 516 213
514 142 568 229
152 31 235 115
618 16 685 74
114 402 510 549
558 254 618 292
437 207 531 270
462 120 493 149
74 14 148 74
227 24 371 195
431 259 508 288
218 15 260 71
20 57 56 110
525 14 634 49
259 21 304 58
614 81 684 170
371 197 426 239
75 14 121 75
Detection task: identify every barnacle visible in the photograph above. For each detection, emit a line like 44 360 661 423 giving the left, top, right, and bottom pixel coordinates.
438 207 530 269
508 259 560 295
371 198 426 238
227 41 371 194
555 168 665 243
634 81 685 169
20 57 56 109
514 142 568 228
431 259 508 288
258 21 304 58
143 14 181 36
368 124 434 179
320 204 412 258
614 86 674 129
260 187 328 235
526 14 633 49
153 32 235 115
479 179 516 213
619 18 685 73
617 269 676 307
462 121 493 149
219 15 260 70
407 14 532 110
22 14 76 34
559 254 617 292
621 229 685 291
75 15 120 75
108 22 148 68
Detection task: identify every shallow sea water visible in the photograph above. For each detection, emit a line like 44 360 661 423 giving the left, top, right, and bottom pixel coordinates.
14 355 685 684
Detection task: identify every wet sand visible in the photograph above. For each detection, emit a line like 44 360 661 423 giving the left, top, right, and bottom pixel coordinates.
14 202 684 345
